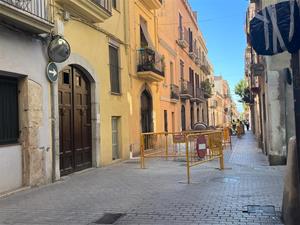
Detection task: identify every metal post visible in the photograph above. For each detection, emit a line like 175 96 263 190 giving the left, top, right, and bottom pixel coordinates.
185 137 190 184
165 134 168 160
219 146 225 170
140 134 145 169
292 52 300 184
51 82 60 182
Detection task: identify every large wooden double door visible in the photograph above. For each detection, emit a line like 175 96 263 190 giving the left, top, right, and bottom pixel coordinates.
59 66 92 175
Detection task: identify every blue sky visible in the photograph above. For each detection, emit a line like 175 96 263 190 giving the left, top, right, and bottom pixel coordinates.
189 0 249 112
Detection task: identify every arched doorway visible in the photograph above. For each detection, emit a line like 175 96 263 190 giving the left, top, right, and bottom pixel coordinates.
181 105 186 131
141 89 153 133
58 65 92 175
190 106 194 129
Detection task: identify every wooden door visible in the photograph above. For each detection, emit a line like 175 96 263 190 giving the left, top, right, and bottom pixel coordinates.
59 66 92 175
141 90 153 133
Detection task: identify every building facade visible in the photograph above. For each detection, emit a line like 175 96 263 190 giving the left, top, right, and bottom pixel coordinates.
157 0 212 132
0 0 220 195
0 0 54 193
214 76 232 127
245 0 295 165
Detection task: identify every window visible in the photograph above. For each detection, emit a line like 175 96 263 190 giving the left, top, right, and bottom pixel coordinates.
170 61 174 84
164 110 168 132
195 74 200 88
179 13 183 39
189 68 194 95
188 28 193 52
140 18 149 48
112 117 120 160
109 45 120 94
112 0 117 10
190 106 194 129
181 105 186 131
0 77 19 144
180 60 184 80
171 112 175 133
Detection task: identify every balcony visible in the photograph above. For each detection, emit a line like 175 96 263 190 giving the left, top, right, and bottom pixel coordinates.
189 51 197 60
200 61 210 75
204 90 211 99
210 100 218 109
56 0 112 23
137 48 165 82
140 0 162 10
0 0 54 34
170 84 179 102
180 80 193 100
195 57 201 66
191 87 205 103
177 26 188 49
251 76 260 95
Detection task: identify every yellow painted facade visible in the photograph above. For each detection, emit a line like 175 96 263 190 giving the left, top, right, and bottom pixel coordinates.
51 0 217 174
127 0 164 155
214 76 233 127
157 0 212 132
54 1 131 168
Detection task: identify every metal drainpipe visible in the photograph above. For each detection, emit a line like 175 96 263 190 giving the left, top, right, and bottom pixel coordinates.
292 52 300 187
51 82 57 182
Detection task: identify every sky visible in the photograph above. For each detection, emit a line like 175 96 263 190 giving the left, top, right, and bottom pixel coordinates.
189 0 249 112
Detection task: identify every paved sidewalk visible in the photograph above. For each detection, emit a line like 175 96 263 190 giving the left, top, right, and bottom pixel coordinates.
0 132 285 225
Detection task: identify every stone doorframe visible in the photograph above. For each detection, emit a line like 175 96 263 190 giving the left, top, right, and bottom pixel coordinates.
53 53 100 180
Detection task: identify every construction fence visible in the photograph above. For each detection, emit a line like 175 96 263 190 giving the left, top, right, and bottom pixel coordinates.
140 129 228 184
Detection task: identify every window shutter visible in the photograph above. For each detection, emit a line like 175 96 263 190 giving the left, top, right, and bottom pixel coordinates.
0 77 19 144
109 46 120 93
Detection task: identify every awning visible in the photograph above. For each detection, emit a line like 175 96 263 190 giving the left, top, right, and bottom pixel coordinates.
140 21 163 65
250 0 300 55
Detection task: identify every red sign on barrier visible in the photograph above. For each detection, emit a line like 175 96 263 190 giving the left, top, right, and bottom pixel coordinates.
173 134 185 143
196 136 207 158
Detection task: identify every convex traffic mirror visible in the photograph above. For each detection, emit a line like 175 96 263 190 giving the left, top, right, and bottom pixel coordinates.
48 36 71 63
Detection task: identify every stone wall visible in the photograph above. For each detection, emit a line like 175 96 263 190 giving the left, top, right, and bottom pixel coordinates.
0 26 52 193
19 79 49 186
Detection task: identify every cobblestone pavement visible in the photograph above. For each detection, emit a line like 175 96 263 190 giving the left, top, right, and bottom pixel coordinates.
0 132 285 225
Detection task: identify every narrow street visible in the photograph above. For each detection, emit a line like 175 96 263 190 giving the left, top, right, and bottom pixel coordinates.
0 132 285 225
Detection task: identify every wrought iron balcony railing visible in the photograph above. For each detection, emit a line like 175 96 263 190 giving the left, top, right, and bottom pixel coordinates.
177 26 189 49
0 0 54 22
170 84 179 101
180 80 193 99
137 48 165 77
196 87 205 100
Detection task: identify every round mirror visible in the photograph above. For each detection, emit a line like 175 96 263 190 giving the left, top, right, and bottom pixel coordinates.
48 36 71 63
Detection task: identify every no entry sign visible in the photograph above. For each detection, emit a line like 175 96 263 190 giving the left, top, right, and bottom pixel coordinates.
196 135 207 158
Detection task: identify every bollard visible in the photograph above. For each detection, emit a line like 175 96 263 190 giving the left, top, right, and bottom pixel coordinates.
140 134 145 169
165 134 168 160
219 147 225 170
186 138 190 184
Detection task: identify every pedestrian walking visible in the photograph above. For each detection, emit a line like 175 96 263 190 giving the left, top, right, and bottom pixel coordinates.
245 120 250 131
231 119 237 135
237 119 242 138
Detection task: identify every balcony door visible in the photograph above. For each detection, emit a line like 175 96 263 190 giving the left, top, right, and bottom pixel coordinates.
189 68 194 96
190 106 194 129
58 66 92 175
181 105 186 131
141 89 153 133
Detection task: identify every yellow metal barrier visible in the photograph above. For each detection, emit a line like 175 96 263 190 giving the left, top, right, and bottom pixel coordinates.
223 127 232 149
140 132 189 169
185 131 224 184
140 130 225 184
